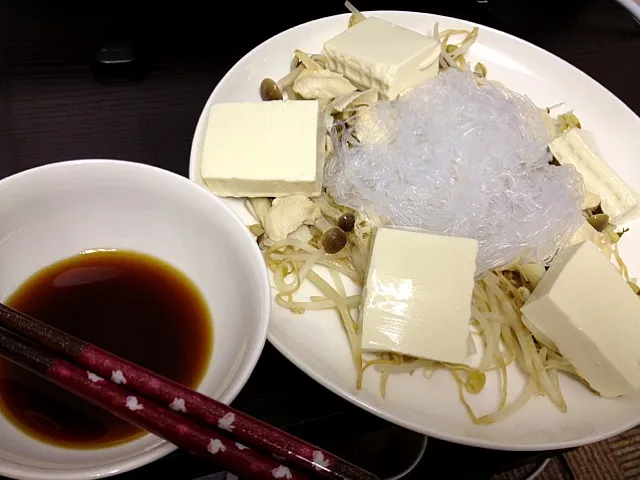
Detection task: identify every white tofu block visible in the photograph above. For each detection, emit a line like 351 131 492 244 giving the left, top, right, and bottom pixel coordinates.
323 17 441 100
549 128 637 222
201 100 325 198
360 228 478 364
521 241 640 397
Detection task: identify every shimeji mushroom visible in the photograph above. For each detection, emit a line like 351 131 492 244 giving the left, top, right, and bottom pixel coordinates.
587 213 610 233
259 78 283 101
310 197 356 231
314 216 347 254
337 211 356 232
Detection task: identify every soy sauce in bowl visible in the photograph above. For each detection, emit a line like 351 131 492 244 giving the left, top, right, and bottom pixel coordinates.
0 249 212 449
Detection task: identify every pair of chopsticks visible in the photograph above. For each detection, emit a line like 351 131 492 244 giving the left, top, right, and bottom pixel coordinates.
0 303 378 480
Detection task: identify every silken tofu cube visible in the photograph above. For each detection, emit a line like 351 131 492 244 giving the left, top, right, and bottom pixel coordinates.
521 240 640 397
360 227 478 364
200 100 325 198
323 17 441 100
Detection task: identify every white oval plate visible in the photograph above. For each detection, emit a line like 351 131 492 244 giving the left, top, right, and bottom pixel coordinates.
189 11 640 450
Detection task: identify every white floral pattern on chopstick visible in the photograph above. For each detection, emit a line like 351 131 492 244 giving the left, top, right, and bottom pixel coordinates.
169 397 187 412
111 370 127 384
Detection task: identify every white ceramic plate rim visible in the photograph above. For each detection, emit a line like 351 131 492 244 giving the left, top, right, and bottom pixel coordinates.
189 11 640 451
0 159 271 480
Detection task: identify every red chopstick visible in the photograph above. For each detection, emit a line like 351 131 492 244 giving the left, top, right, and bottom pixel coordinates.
0 326 310 480
0 303 378 480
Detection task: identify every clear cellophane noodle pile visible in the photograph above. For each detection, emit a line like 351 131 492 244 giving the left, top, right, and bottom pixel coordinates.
324 69 585 273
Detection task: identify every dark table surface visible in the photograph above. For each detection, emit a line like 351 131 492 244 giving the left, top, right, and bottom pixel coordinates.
1 0 639 479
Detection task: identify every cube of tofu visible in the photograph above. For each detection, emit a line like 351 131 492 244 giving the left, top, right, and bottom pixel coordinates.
521 241 640 397
549 128 637 222
323 17 441 100
360 228 478 364
201 100 325 198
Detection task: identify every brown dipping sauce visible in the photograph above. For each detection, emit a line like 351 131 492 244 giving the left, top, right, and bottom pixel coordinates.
0 250 212 449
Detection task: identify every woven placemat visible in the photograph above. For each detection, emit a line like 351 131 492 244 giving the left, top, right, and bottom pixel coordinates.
492 425 640 480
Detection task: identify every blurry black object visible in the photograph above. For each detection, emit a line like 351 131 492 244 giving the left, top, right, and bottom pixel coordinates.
90 7 149 82
477 0 583 31
109 422 429 480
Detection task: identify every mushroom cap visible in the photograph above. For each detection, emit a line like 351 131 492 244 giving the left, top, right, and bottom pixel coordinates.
322 226 347 254
337 212 356 232
260 78 283 101
586 213 609 233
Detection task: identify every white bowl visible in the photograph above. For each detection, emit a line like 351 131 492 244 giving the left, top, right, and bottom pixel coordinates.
0 159 271 480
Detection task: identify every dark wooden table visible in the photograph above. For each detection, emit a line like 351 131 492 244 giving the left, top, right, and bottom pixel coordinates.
1 0 639 479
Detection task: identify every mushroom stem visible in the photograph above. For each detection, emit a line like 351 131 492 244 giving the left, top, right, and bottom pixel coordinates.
311 196 342 219
315 216 334 233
